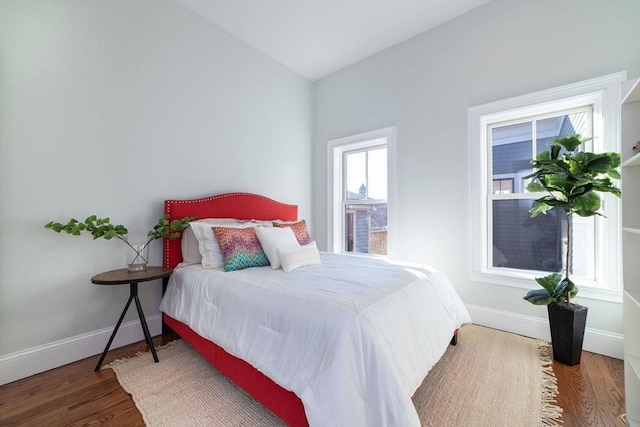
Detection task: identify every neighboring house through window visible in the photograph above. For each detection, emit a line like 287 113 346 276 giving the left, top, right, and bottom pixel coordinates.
328 127 396 257
468 73 624 301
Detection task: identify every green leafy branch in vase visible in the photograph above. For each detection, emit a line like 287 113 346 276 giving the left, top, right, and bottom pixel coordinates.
45 215 194 265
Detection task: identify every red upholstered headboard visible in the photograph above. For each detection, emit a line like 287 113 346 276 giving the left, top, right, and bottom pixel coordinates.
163 192 298 268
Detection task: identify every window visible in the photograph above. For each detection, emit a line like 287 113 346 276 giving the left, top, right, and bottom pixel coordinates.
490 108 595 277
468 73 623 301
328 127 396 257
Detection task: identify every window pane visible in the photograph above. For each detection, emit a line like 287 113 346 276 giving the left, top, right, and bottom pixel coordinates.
344 203 387 255
491 123 533 194
345 148 387 200
493 199 564 272
492 200 593 278
492 178 513 194
367 148 387 199
345 151 367 200
536 112 588 155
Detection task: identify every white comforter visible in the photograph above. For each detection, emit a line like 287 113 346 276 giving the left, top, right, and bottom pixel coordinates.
160 253 471 427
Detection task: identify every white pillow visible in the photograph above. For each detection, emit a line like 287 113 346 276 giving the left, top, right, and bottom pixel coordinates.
189 219 258 268
255 226 300 269
178 226 202 267
277 241 321 273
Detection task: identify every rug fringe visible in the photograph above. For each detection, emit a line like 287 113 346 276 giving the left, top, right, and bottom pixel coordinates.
102 339 183 369
537 341 564 426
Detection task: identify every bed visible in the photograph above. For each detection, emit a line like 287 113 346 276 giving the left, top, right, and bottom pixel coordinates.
160 192 471 427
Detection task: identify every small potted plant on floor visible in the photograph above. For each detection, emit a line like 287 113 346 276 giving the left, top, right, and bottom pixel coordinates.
523 134 621 365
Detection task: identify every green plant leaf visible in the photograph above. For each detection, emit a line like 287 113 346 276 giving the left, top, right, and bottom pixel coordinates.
45 221 63 232
607 169 621 179
554 135 584 152
552 279 569 298
569 152 588 175
611 187 621 197
545 174 575 193
523 289 555 305
609 152 621 168
564 278 579 300
574 191 600 213
536 151 551 161
574 209 601 218
569 185 587 197
551 277 579 303
526 182 545 192
591 177 620 193
535 273 562 295
584 154 615 174
529 198 557 217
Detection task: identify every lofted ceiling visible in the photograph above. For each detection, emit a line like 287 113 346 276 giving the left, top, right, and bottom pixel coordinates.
176 0 489 81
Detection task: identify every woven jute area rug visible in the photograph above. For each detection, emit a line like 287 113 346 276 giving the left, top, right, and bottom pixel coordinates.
106 324 562 426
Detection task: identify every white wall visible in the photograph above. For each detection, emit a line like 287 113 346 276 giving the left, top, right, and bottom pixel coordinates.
313 0 640 356
0 0 312 382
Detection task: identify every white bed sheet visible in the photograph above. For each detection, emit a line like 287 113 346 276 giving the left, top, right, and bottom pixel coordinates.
160 252 471 427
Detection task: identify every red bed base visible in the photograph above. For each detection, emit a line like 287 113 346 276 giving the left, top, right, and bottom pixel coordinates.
162 192 308 426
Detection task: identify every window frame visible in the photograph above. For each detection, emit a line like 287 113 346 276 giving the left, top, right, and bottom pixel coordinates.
487 105 596 281
327 127 397 258
468 72 624 302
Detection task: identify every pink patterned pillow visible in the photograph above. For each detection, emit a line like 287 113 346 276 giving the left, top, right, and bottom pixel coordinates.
213 227 269 272
273 220 312 245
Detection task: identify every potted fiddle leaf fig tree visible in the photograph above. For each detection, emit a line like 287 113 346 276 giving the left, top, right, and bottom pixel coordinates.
523 134 621 365
45 214 193 271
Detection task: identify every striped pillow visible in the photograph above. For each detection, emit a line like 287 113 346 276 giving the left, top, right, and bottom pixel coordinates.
213 227 269 272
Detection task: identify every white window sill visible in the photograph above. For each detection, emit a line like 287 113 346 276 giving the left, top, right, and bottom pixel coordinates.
469 269 623 304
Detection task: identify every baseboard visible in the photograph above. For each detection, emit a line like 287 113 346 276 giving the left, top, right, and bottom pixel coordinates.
466 304 624 360
0 314 162 386
1 306 623 385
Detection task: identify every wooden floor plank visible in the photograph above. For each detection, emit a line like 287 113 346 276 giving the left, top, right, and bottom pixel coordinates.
0 333 626 426
552 350 626 427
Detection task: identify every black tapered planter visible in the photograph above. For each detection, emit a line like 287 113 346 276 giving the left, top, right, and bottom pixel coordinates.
547 302 588 366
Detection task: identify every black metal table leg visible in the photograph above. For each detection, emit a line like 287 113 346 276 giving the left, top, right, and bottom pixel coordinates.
132 282 159 363
94 292 135 371
90 267 172 372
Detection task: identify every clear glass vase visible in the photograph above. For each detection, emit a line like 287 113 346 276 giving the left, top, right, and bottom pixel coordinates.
126 242 149 271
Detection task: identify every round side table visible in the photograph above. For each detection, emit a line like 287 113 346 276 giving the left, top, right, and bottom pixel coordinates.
91 266 173 371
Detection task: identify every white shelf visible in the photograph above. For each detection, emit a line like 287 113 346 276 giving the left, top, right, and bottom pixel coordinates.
622 78 640 426
629 355 640 380
622 152 640 168
624 227 640 235
622 78 640 104
627 354 640 427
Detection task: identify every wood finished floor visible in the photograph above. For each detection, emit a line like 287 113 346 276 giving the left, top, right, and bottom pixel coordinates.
0 333 626 427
